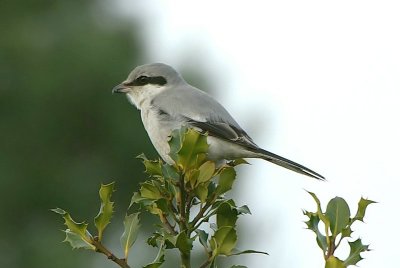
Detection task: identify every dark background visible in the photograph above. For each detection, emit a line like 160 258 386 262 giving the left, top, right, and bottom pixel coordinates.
0 1 221 267
0 1 163 267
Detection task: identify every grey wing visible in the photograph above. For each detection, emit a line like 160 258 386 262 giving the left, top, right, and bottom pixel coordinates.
151 84 260 150
152 85 325 180
185 119 260 151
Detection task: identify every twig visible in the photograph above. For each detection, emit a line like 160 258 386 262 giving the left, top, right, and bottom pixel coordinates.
160 213 177 235
92 238 131 268
199 258 212 268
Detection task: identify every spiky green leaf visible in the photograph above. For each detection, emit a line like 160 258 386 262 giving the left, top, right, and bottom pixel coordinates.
143 248 165 268
341 226 353 238
140 181 162 200
307 191 331 234
147 232 163 248
94 182 115 240
237 205 251 215
168 127 209 171
230 158 249 166
137 154 163 176
352 198 376 223
217 202 238 228
211 226 238 256
343 238 369 266
175 231 193 254
325 256 345 268
130 192 147 208
195 229 209 250
216 167 236 195
63 229 95 250
168 126 187 161
51 208 93 247
120 213 141 259
304 210 328 252
162 163 179 180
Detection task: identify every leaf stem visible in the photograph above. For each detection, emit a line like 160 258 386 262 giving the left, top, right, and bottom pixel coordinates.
160 213 177 235
177 172 191 267
180 251 191 268
92 237 131 268
199 257 212 268
190 194 218 231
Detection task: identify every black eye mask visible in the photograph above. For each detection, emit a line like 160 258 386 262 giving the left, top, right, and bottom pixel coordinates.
126 75 167 86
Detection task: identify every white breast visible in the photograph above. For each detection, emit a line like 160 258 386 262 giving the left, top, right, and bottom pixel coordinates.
140 105 179 164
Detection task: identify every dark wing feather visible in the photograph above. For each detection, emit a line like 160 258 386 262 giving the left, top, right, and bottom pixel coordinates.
186 118 260 150
187 118 325 180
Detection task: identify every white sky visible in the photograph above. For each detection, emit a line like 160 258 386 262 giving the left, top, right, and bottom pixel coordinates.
115 1 400 267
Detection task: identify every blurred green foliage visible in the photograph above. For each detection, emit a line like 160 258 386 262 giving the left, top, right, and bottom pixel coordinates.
0 1 156 267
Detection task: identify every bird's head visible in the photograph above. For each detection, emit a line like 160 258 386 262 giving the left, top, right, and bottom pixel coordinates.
112 63 184 109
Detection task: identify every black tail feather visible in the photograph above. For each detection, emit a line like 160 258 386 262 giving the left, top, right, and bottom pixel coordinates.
256 148 325 180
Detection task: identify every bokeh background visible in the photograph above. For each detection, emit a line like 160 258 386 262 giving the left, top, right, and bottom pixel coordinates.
1 1 399 267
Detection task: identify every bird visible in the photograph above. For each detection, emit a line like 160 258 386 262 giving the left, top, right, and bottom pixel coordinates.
112 63 324 180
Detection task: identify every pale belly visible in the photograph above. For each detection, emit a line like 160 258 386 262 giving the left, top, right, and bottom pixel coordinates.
141 108 179 164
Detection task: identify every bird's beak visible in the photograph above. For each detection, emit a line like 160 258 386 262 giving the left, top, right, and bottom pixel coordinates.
112 83 130 94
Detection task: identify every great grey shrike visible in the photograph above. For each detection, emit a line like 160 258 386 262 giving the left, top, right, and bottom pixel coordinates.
112 63 324 180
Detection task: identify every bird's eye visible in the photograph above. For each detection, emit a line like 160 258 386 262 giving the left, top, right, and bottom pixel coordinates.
136 75 150 85
132 75 167 86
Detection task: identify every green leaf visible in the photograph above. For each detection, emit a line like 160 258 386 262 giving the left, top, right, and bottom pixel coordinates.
229 248 268 256
168 127 209 171
195 229 209 250
326 197 350 237
197 161 216 184
137 153 163 176
163 232 178 249
231 266 248 268
341 226 353 238
304 210 328 252
216 167 236 195
168 126 187 162
230 158 249 166
325 256 345 268
94 182 115 240
352 198 376 223
120 213 141 259
343 238 370 266
51 208 93 247
162 163 179 180
147 231 176 250
129 192 148 208
155 198 170 214
175 231 193 254
307 191 331 235
63 229 95 250
185 168 199 188
195 183 208 203
143 261 164 268
237 205 251 215
211 226 238 256
147 232 163 247
217 202 238 228
140 181 162 200
143 240 166 268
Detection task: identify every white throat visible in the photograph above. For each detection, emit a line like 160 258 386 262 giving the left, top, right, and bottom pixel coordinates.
126 84 165 110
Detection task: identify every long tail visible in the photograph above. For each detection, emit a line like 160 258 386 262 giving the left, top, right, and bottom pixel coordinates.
256 148 325 180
